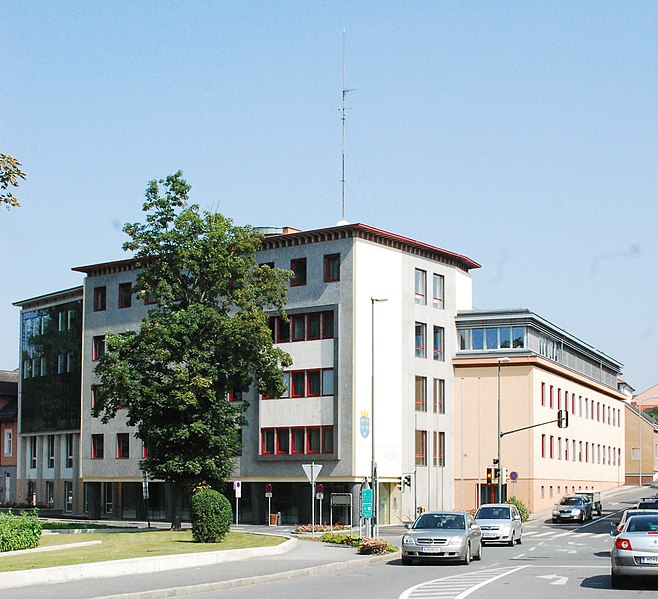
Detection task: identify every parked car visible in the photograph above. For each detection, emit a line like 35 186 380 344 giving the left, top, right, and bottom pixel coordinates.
581 490 602 516
611 513 658 588
614 509 658 532
401 511 482 565
475 503 522 546
552 495 593 523
636 497 658 510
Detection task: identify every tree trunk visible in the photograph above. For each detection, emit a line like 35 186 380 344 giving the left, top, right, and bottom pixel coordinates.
170 479 184 530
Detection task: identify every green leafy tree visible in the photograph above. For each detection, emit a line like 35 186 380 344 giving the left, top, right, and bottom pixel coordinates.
94 171 291 529
0 153 26 208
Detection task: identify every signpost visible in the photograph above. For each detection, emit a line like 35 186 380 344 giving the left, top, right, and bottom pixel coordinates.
233 481 241 525
141 471 150 529
302 463 322 538
265 483 273 525
316 483 324 525
361 488 373 518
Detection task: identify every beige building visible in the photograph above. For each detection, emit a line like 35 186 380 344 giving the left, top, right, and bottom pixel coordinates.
624 401 658 486
453 309 626 513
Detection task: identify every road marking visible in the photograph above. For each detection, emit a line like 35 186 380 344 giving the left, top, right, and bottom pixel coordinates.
537 574 568 585
555 549 577 554
399 566 528 599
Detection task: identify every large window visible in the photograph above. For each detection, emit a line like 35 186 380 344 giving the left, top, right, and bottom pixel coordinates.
415 323 426 358
93 286 107 311
262 426 334 456
269 312 334 342
118 283 132 308
91 434 104 459
92 336 105 361
290 258 307 286
433 378 445 414
116 433 129 459
415 430 427 466
414 269 427 305
3 429 11 456
433 431 445 466
264 368 334 399
432 274 444 309
459 326 526 351
433 326 444 361
415 376 427 412
324 254 340 282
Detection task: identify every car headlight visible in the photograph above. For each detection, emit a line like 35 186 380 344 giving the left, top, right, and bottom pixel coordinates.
447 536 463 545
552 509 559 515
402 534 414 545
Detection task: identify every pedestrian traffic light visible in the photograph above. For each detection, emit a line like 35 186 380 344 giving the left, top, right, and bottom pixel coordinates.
486 467 493 483
403 474 412 488
557 409 569 429
396 477 402 491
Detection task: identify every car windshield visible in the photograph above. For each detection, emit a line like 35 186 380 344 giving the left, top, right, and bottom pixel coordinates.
476 506 510 519
559 497 582 506
414 514 465 530
627 516 658 532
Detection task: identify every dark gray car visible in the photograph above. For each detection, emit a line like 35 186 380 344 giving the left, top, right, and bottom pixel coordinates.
552 495 592 523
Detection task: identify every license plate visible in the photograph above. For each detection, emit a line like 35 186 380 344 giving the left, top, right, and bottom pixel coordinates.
421 547 444 554
483 533 497 538
640 557 658 564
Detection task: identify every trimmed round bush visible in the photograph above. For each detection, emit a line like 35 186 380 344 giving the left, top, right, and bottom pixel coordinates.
190 488 233 543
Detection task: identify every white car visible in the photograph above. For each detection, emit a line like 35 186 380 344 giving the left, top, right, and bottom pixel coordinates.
475 503 522 546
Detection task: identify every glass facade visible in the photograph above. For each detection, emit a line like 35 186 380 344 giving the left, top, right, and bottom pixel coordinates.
459 326 526 351
21 300 82 433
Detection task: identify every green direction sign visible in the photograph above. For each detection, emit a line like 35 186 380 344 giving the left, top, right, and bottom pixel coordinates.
361 488 373 518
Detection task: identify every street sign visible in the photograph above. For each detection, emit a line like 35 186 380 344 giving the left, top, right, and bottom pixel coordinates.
509 471 518 481
234 481 242 498
302 463 322 484
361 488 373 518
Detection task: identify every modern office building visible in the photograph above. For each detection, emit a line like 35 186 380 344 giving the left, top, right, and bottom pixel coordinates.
453 309 626 513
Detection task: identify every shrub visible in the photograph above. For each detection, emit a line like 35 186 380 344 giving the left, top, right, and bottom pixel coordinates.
190 488 233 543
357 537 397 555
319 532 361 547
506 496 530 522
292 523 347 534
0 508 42 552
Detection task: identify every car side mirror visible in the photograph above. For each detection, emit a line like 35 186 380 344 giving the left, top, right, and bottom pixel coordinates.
405 523 412 529
610 530 620 537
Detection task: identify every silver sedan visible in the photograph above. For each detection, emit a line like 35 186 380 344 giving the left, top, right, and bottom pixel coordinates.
611 513 658 588
401 511 482 565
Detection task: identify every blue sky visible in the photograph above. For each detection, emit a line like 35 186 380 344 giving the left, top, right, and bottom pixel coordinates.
2 1 657 392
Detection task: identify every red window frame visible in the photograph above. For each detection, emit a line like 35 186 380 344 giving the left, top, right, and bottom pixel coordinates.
307 313 321 340
142 443 151 458
549 386 554 409
306 427 321 454
93 286 107 312
291 314 306 341
227 389 243 402
565 438 569 461
541 434 546 458
557 389 561 411
324 254 340 282
549 435 554 459
571 393 576 414
306 369 321 397
116 433 129 459
92 336 105 361
144 290 158 305
91 434 104 459
541 382 545 406
321 311 334 339
291 428 305 454
291 371 306 397
275 428 290 454
118 283 132 309
261 429 275 455
290 258 307 287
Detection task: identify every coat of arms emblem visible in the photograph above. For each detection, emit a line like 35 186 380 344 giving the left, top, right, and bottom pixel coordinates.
360 411 370 439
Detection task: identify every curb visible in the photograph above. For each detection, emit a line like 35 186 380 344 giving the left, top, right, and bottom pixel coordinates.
93 550 400 599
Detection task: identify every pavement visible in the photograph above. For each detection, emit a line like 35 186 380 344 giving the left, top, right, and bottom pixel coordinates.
0 486 642 599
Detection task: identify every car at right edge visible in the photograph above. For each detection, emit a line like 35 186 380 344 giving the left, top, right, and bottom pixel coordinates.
611 513 658 588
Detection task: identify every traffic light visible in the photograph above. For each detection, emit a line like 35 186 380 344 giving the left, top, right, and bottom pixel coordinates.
486 467 494 483
403 474 412 488
557 409 569 429
396 477 402 491
494 468 500 479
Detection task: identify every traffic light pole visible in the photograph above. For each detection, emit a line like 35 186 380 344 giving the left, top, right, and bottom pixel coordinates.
500 411 568 438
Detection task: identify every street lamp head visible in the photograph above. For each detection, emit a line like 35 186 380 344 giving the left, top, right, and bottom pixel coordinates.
371 297 388 303
498 356 511 363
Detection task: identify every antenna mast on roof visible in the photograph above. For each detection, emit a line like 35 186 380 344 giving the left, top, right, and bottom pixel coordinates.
341 27 353 222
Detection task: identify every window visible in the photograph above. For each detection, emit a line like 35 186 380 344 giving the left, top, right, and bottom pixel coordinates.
118 283 132 308
30 437 37 469
92 336 105 361
324 254 340 282
91 386 101 413
290 258 307 286
322 426 334 453
227 389 243 402
415 322 426 358
144 290 158 305
58 311 66 332
557 389 561 411
46 481 54 507
93 286 107 311
541 434 546 458
307 370 321 396
433 378 445 414
292 428 304 454
549 435 554 459
262 429 275 454
116 433 129 459
557 437 562 460
278 318 291 342
270 313 334 342
65 433 74 468
307 428 321 453
415 376 427 411
549 386 554 409
433 326 444 361
415 430 427 466
565 438 569 461
322 369 334 396
91 434 104 459
322 311 334 338
104 482 113 514
64 481 73 512
414 269 427 304
57 354 66 374
432 274 444 309
307 313 321 339
3 429 12 456
47 435 55 469
291 371 306 397
541 382 545 406
292 315 306 341
433 431 445 466
276 428 289 454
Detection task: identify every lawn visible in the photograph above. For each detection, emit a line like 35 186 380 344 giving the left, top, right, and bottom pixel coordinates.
0 530 286 572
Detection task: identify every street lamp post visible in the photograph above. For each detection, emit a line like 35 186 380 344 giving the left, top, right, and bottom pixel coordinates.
371 297 387 538
497 357 510 502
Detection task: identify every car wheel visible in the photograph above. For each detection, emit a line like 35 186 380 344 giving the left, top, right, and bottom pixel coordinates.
507 533 515 547
462 542 471 565
402 556 413 566
579 513 584 523
611 570 625 589
552 518 558 524
474 541 482 561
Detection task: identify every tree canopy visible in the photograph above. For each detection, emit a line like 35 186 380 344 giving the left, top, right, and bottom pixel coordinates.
94 171 291 528
0 153 26 208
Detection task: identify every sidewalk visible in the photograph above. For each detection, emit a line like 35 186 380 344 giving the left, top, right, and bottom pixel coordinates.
0 526 400 599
